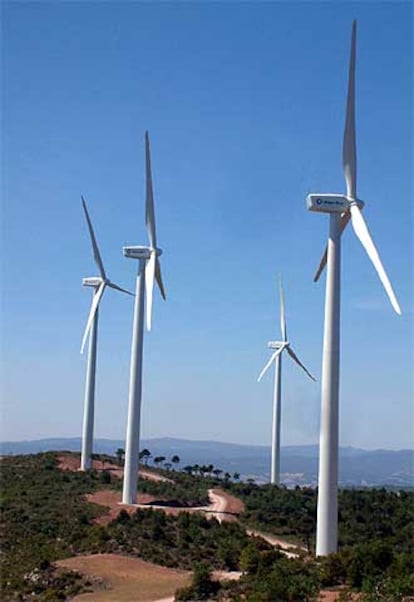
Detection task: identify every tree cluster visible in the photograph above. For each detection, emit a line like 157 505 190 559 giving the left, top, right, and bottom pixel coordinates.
0 453 107 600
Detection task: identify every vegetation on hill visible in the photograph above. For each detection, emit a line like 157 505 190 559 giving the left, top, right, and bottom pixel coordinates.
218 480 414 600
103 508 267 571
221 480 414 549
0 453 107 600
1 451 413 601
175 562 221 601
0 452 262 599
227 481 317 547
227 551 320 602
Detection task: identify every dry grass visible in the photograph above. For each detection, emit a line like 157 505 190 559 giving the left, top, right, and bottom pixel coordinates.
57 554 191 602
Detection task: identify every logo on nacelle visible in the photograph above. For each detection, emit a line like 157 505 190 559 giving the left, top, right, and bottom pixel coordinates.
307 194 350 213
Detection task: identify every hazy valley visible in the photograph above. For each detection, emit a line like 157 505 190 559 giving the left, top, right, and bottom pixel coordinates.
2 436 413 488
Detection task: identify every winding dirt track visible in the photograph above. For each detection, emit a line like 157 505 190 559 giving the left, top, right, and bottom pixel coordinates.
246 528 305 558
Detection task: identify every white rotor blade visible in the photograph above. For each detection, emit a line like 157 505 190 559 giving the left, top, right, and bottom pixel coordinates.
257 347 284 383
145 251 156 331
279 275 287 341
80 282 106 354
81 197 106 279
314 213 352 282
155 257 166 300
343 20 357 199
107 281 134 296
314 247 328 284
145 131 157 249
350 204 401 315
286 346 316 381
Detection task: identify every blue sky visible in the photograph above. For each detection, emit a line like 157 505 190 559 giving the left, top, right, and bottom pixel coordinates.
2 1 412 450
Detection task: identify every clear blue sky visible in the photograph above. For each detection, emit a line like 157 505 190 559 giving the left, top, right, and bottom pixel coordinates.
2 1 413 450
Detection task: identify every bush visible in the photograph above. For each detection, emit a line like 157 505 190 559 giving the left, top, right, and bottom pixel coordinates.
175 562 220 600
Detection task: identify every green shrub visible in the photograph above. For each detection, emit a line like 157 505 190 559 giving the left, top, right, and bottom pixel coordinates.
175 562 220 600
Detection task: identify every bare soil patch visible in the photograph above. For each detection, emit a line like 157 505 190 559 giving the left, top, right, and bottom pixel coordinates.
57 554 190 602
318 588 361 601
56 453 121 475
212 570 242 581
56 453 173 482
140 469 174 483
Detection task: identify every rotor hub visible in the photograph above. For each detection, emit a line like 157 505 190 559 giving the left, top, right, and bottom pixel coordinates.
347 197 364 210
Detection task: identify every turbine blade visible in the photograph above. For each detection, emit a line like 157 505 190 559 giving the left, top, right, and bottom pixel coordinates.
81 197 106 279
343 20 357 199
279 274 287 341
314 247 328 284
257 348 284 383
286 346 316 381
107 281 134 296
145 251 156 331
80 282 106 354
350 204 402 315
155 257 166 300
145 131 157 249
314 213 351 282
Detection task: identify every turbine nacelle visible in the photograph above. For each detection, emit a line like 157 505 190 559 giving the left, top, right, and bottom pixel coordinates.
306 194 364 214
123 245 163 260
82 276 103 288
268 341 288 350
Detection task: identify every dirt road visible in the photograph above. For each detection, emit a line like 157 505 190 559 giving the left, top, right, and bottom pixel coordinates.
203 490 305 558
204 490 304 558
246 528 305 558
204 488 230 521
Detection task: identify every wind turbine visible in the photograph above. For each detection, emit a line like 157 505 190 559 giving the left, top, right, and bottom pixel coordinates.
306 21 402 556
258 276 316 485
122 131 166 505
80 197 132 471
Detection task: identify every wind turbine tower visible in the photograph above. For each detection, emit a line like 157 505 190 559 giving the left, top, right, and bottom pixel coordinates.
80 198 132 471
306 21 401 556
122 132 166 505
258 276 316 485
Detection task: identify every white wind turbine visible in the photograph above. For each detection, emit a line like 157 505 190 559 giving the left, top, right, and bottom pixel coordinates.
122 131 166 505
306 21 402 556
258 276 316 485
80 197 133 471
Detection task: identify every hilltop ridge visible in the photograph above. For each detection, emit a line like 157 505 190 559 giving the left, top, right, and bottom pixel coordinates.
2 436 412 487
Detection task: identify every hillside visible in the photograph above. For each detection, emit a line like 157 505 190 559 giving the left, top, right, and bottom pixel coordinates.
2 436 413 487
1 451 413 601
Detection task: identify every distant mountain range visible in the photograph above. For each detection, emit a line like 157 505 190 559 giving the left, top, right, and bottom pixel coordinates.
1 436 413 488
